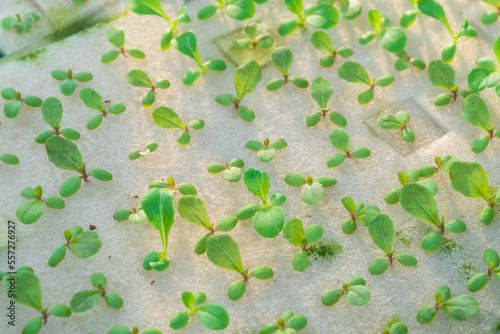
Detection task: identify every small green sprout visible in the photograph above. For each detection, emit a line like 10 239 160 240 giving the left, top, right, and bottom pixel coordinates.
237 168 286 238
321 276 371 306
308 77 346 128
129 141 158 160
379 320 408 334
152 107 204 146
45 136 113 197
109 326 161 334
70 273 123 313
417 285 480 324
467 36 500 96
149 176 198 197
284 173 336 205
480 0 500 24
48 226 102 268
417 155 458 179
207 158 245 182
246 138 287 162
102 27 145 63
51 69 93 96
113 206 147 224
79 88 126 130
198 0 258 21
206 234 273 300
170 291 229 330
394 50 426 72
16 186 65 225
126 69 170 108
384 168 438 204
337 61 394 104
278 0 339 36
255 311 307 334
266 47 308 91
377 111 414 142
1 13 39 33
359 10 406 53
467 248 500 292
0 153 19 165
462 95 498 153
36 97 80 143
310 31 353 68
329 0 362 20
233 22 274 49
215 60 262 122
340 196 380 234
1 88 42 118
427 60 473 106
283 219 323 271
367 214 417 274
400 0 419 28
327 128 371 167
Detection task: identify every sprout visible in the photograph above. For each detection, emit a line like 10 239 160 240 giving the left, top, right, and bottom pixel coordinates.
233 22 274 49
327 128 371 167
70 273 123 313
129 142 158 160
51 69 93 96
1 13 39 33
246 138 287 163
207 159 245 182
152 107 204 146
125 69 170 108
266 47 308 91
1 88 42 118
377 111 415 142
102 27 145 63
310 31 353 68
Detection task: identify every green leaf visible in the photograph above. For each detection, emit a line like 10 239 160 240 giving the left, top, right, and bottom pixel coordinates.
449 161 490 201
215 94 234 106
304 224 323 244
170 311 190 329
244 168 270 203
105 293 123 309
60 79 77 96
102 50 120 63
266 79 285 91
321 289 342 306
91 273 107 288
284 0 303 16
215 217 238 232
228 279 246 300
434 93 452 106
48 244 67 268
342 219 356 234
320 55 335 67
311 31 334 53
482 10 499 24
271 46 293 76
301 182 324 205
417 306 437 324
41 97 63 129
1 88 17 99
368 214 394 254
178 195 210 229
374 75 394 87
44 196 65 209
60 176 82 197
253 206 284 238
291 250 309 271
70 230 101 258
234 60 262 100
380 27 407 53
126 69 152 88
284 173 306 187
4 100 22 118
345 285 371 306
347 276 366 287
88 168 112 181
358 88 374 104
51 70 68 80
22 317 43 334
270 139 287 150
108 103 126 115
127 0 169 20
16 200 43 224
338 61 371 85
441 41 456 63
224 167 242 182
310 76 333 110
421 231 442 252
329 128 350 152
237 106 256 121
327 154 346 167
287 315 307 330
417 0 451 31
206 234 244 273
307 112 322 127
306 4 338 29
236 203 262 220
400 9 418 28
368 258 389 275
70 289 100 313
368 9 382 29
49 304 71 317
75 72 93 82
378 115 403 129
462 94 492 132
395 253 417 266
467 273 489 292
257 147 276 162
206 59 226 71
427 60 455 90
79 88 104 112
341 196 355 213
357 205 380 227
207 163 224 174
440 295 480 320
226 0 255 20
87 115 103 130
152 106 184 129
128 48 145 59
11 270 43 311
45 136 83 171
400 183 440 225
278 19 300 36
283 218 304 247
484 248 500 268
172 31 199 62
445 219 467 233
401 129 415 142
196 304 230 330
106 27 125 48
194 233 210 254
198 5 218 20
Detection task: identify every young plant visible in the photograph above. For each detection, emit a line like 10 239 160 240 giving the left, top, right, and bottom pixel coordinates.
246 138 287 162
102 27 145 63
329 0 362 20
255 311 307 334
45 136 113 197
36 97 80 143
462 95 498 153
307 77 346 128
0 153 19 165
215 59 262 122
278 0 338 36
310 31 353 68
70 273 123 313
327 128 371 167
51 69 93 96
416 285 480 324
148 176 197 197
378 320 408 334
340 196 380 234
359 9 406 54
399 0 420 28
284 173 337 205
1 13 39 33
394 50 426 72
48 226 102 268
467 36 500 96
152 106 204 146
377 111 414 142
109 326 161 334
1 88 42 118
16 186 65 225
321 277 371 306
79 88 126 130
283 219 323 271
417 155 458 179
337 61 394 105
233 22 274 49
207 158 244 182
206 234 273 300
266 47 308 91
480 0 500 24
467 248 500 292
125 69 170 108
198 0 259 21
129 141 158 160
427 60 472 106
169 291 229 331
113 206 147 224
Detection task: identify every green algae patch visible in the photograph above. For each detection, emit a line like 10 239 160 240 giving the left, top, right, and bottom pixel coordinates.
16 48 47 62
458 263 478 281
386 315 402 328
305 240 343 261
395 231 411 248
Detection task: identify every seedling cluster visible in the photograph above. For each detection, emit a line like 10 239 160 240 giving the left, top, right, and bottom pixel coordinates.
1 13 39 33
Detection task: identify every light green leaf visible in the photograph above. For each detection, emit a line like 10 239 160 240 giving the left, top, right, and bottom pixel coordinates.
400 183 441 225
449 161 490 201
206 234 244 273
243 168 270 203
310 76 333 110
368 214 394 254
253 206 284 238
283 218 304 247
152 106 184 129
196 304 230 330
234 60 262 100
338 61 371 85
462 94 492 132
126 69 152 88
178 195 211 229
45 136 83 171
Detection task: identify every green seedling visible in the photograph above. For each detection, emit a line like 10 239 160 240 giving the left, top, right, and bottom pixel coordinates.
480 0 500 24
0 153 19 165
417 155 459 179
45 136 113 197
310 31 353 68
359 9 406 53
51 69 92 96
198 0 265 21
367 214 417 274
16 186 65 225
79 88 126 130
267 47 308 91
467 36 500 96
178 195 238 255
400 0 419 28
327 128 371 167
149 176 197 197
1 13 39 33
125 69 170 108
400 182 467 253
206 234 273 300
246 138 287 162
129 141 158 160
215 60 262 122
237 168 286 238
340 196 380 234
70 273 123 313
109 326 161 334
255 311 307 334
462 95 498 153
152 106 204 146
327 0 362 20
283 219 323 271
278 0 338 36
321 277 371 306
36 97 80 143
449 161 500 225
233 22 274 49
48 226 101 268
417 285 480 324
102 27 145 63
378 320 408 334
127 0 190 50
170 291 229 330
1 88 42 118
394 50 426 72
307 77 346 127
377 111 414 142
427 60 473 106
207 158 245 182
284 173 336 205
384 168 438 204
337 61 394 104
467 248 500 292
113 206 147 224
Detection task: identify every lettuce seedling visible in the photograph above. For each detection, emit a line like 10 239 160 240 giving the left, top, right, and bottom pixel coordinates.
267 47 308 91
129 141 158 160
480 0 500 24
359 10 406 53
308 77 346 127
48 226 101 268
1 13 39 33
79 88 126 130
1 88 42 118
237 168 286 238
417 155 458 179
378 320 408 334
400 0 419 28
246 138 287 162
170 291 229 330
394 50 426 72
149 176 197 197
384 168 438 204
125 69 170 108
340 196 380 234
152 106 204 146
377 111 414 142
36 97 80 143
206 234 273 300
310 31 353 68
16 186 65 225
467 36 500 96
198 0 262 21
467 248 500 292
337 61 394 104
327 128 371 167
215 60 262 122
109 326 161 334
417 285 480 324
51 69 92 96
283 219 323 271
284 173 337 205
462 95 499 153
45 136 113 197
113 206 147 224
70 273 123 313
0 153 19 165
449 161 499 225
207 158 244 182
321 276 371 306
278 0 339 36
255 311 307 334
327 0 362 20
102 27 145 63
233 22 274 49
427 60 473 106
126 0 190 50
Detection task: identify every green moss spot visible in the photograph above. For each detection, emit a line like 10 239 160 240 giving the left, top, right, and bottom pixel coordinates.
16 48 47 62
395 231 411 247
305 241 343 261
386 315 402 328
440 236 462 254
458 263 478 281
